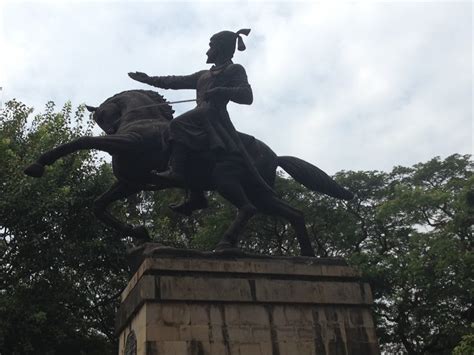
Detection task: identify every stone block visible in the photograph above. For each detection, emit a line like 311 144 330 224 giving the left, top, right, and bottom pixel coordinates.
161 303 191 326
209 305 224 326
189 304 210 325
117 254 380 355
208 325 225 342
349 307 365 326
297 326 314 341
155 341 190 355
255 279 372 304
275 326 297 341
136 255 357 282
178 325 192 340
250 326 272 342
285 305 313 326
226 326 252 342
223 304 241 325
362 307 376 329
146 325 180 341
235 304 269 326
121 271 139 301
210 342 229 354
144 303 162 328
197 341 212 354
278 341 300 354
297 341 316 355
190 325 210 341
238 343 263 354
159 276 253 302
271 305 287 325
259 342 274 355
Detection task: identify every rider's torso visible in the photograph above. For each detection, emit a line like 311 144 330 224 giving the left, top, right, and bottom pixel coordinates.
195 64 233 108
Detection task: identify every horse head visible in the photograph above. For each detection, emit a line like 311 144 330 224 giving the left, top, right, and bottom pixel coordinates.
86 90 174 135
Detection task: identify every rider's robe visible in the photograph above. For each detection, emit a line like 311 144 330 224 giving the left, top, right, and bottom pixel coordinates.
147 60 253 154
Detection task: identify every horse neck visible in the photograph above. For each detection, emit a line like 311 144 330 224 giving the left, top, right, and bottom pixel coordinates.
119 98 172 125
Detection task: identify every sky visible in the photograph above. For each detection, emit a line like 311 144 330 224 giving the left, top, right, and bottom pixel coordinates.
0 0 472 174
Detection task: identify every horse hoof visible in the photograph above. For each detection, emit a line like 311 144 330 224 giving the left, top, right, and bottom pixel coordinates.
301 249 316 257
214 241 238 252
131 226 151 244
24 163 45 178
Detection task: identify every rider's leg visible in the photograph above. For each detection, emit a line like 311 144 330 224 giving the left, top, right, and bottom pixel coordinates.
154 108 207 183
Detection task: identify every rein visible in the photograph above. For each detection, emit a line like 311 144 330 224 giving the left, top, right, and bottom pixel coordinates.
124 99 197 114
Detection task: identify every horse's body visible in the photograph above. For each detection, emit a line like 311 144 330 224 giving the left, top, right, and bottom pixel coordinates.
24 90 352 256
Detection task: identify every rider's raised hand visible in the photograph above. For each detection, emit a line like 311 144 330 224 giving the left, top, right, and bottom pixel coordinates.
128 71 150 84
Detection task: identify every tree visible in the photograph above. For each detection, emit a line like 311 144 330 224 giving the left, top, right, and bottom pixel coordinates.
0 100 127 354
158 155 473 354
237 155 473 354
453 324 474 355
1 99 472 354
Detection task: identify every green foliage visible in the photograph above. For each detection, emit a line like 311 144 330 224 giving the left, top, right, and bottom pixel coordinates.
453 324 474 355
0 99 472 354
0 100 127 354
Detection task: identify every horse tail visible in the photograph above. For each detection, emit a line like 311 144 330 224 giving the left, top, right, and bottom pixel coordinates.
277 156 354 200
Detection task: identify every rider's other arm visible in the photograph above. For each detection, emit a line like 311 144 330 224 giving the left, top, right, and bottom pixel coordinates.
216 64 253 105
147 71 206 90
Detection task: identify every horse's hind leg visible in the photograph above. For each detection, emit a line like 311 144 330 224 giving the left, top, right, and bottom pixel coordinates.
215 204 256 250
93 181 150 244
24 135 138 177
213 169 257 250
255 194 315 257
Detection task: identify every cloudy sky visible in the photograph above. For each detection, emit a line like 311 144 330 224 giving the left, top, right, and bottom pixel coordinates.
1 0 472 174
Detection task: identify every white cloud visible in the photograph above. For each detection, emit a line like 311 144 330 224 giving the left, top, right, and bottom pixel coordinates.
1 0 472 173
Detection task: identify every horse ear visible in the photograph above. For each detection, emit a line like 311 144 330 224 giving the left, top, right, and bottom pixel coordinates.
85 105 97 112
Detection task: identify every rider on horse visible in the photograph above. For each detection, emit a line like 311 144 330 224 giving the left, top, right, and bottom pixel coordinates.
129 29 272 215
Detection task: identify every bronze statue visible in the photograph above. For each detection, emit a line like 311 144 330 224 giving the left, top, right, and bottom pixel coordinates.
128 29 272 216
24 30 353 257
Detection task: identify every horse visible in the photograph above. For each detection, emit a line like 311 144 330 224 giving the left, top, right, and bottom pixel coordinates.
24 90 353 257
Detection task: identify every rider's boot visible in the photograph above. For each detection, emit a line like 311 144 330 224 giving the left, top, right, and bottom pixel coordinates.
154 142 187 184
169 190 209 216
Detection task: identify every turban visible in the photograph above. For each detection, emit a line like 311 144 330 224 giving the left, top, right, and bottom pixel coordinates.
210 29 251 54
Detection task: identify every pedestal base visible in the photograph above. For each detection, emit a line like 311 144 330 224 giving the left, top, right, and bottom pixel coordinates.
116 247 380 355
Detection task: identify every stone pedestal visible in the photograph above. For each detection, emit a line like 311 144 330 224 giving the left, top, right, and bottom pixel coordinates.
116 247 379 355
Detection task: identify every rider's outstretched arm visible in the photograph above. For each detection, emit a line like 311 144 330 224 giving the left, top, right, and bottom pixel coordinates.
148 71 206 90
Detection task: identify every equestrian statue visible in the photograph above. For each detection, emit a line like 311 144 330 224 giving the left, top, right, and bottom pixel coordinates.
24 29 353 257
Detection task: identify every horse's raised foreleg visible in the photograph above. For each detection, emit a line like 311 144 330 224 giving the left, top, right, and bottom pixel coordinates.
24 135 139 177
93 181 151 244
255 194 315 257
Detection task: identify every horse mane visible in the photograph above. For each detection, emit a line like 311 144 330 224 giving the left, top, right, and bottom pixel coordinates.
103 89 175 121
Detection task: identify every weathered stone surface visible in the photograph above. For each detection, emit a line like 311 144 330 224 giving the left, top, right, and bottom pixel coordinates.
255 279 372 304
117 255 380 354
159 276 253 302
121 247 357 301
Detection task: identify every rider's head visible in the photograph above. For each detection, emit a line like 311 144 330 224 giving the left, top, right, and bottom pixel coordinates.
206 29 251 64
